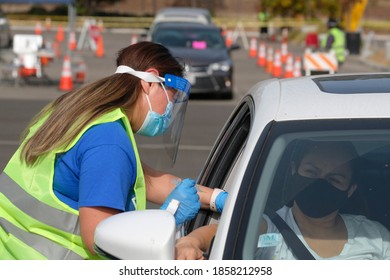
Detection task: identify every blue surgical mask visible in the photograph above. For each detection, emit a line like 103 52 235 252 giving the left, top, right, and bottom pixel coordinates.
136 85 173 137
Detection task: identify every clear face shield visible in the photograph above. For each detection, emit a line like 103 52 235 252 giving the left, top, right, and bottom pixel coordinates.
115 65 191 166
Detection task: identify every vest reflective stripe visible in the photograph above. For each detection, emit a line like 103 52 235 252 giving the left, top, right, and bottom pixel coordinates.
0 172 79 233
0 218 83 260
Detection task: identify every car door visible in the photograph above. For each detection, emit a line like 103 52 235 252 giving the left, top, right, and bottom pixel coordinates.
185 95 257 253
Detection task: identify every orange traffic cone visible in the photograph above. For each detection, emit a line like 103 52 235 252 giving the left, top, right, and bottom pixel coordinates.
257 41 266 67
225 30 233 48
281 40 288 64
284 53 294 78
249 37 257 58
56 25 65 42
35 21 42 35
130 34 138 45
68 31 77 51
272 49 283 77
265 46 273 74
293 56 302 77
95 35 105 58
281 28 289 43
59 55 73 91
53 40 61 58
75 61 86 83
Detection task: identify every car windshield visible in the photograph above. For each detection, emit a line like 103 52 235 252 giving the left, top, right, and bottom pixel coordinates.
152 27 225 49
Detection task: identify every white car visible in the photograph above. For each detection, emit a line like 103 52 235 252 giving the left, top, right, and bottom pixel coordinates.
95 73 390 260
153 7 213 25
144 7 214 42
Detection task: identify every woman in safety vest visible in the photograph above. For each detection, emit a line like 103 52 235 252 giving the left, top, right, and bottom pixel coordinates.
0 41 227 259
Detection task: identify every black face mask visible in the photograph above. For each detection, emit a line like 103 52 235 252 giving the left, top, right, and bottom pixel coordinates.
290 174 350 218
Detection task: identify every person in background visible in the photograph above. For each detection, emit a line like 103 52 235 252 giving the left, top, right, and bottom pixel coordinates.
0 41 227 260
322 18 346 66
258 7 269 39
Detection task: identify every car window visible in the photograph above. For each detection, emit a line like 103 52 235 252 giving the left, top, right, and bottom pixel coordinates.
237 120 390 260
153 28 225 49
187 98 253 232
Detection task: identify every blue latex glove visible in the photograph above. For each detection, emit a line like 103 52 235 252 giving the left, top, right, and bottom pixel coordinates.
161 178 200 225
215 191 228 213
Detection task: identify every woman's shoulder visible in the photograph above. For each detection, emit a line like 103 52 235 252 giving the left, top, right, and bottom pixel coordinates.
342 214 390 237
79 120 131 148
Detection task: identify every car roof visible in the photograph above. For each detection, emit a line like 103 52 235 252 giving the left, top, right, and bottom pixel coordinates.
153 7 212 25
248 73 390 123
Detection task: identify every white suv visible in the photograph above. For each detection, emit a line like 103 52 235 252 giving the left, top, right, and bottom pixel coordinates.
95 73 390 260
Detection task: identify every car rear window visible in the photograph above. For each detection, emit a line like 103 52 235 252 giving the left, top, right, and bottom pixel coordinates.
313 74 390 94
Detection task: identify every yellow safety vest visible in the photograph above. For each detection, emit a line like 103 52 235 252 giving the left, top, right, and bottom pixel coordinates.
322 27 346 63
0 108 146 259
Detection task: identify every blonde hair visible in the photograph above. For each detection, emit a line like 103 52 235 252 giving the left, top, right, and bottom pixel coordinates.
20 42 183 165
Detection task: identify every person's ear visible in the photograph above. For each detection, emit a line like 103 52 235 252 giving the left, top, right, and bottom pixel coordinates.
348 184 357 198
140 80 152 95
145 68 160 76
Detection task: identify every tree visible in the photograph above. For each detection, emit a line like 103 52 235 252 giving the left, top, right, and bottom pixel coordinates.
260 0 340 19
76 0 122 15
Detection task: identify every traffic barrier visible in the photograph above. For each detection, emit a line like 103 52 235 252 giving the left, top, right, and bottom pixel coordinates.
225 30 233 48
257 41 266 67
293 56 302 78
249 37 257 58
69 31 77 51
272 49 282 77
35 21 42 35
56 25 65 42
74 61 86 83
59 55 73 91
95 35 105 58
303 49 338 76
284 53 294 78
265 46 273 74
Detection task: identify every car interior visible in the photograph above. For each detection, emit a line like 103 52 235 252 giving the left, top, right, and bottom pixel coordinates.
265 138 390 231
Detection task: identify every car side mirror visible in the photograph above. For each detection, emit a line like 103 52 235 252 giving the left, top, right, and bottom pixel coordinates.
94 209 176 259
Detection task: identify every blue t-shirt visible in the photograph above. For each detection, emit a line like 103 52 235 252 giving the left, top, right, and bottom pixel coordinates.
53 120 137 211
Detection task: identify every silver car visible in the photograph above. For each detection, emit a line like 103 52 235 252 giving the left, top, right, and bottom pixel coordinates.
95 73 390 260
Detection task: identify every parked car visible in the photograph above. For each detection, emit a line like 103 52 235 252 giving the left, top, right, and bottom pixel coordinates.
95 73 390 259
151 22 239 99
153 7 213 25
144 7 213 42
0 9 12 48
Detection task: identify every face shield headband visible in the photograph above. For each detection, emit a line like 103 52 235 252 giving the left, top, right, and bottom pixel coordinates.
115 65 192 166
115 65 191 103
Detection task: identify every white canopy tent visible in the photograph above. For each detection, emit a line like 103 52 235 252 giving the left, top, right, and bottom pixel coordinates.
0 0 77 32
